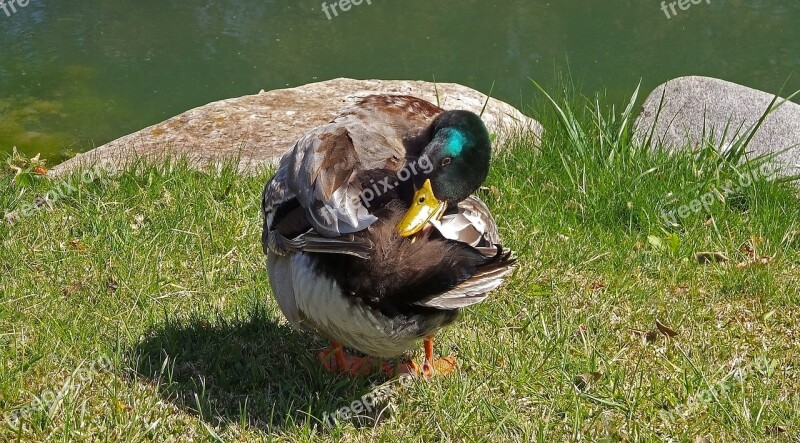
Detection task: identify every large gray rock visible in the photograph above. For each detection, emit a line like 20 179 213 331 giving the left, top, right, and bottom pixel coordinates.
52 78 541 175
634 76 800 175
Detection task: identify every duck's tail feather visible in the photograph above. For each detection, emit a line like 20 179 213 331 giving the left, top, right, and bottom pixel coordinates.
413 245 516 310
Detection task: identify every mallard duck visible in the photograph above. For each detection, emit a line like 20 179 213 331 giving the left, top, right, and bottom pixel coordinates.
261 95 515 377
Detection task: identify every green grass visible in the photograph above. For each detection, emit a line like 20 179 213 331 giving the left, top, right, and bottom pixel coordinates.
1 88 800 442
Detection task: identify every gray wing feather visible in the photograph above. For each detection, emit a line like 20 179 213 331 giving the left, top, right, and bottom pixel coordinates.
286 124 378 237
267 229 374 260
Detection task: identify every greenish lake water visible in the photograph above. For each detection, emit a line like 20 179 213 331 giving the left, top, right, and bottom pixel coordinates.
1 0 799 164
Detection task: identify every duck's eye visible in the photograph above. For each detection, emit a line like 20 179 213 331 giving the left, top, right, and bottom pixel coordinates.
441 158 452 167
418 196 426 204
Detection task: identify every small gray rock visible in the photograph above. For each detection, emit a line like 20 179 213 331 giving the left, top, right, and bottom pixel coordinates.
634 76 800 176
52 78 542 176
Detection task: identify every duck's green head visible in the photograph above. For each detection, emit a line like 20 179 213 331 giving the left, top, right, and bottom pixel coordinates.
397 110 491 237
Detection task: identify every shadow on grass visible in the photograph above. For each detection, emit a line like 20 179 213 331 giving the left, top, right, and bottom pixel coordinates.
128 303 398 433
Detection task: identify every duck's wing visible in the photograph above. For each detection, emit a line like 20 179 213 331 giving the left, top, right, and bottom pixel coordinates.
265 123 376 238
263 95 443 245
412 245 515 310
262 130 379 259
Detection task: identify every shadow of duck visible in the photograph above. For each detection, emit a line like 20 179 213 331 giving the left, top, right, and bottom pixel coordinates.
128 303 404 433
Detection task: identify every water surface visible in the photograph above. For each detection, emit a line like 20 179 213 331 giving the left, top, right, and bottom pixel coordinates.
1 0 798 163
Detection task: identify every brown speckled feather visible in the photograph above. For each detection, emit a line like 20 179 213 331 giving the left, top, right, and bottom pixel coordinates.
263 95 444 239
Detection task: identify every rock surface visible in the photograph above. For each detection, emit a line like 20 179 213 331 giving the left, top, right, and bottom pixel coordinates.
52 78 541 175
634 76 800 175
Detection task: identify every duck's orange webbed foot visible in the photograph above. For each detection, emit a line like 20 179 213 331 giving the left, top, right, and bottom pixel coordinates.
317 341 384 377
421 335 457 377
392 336 457 378
421 355 457 377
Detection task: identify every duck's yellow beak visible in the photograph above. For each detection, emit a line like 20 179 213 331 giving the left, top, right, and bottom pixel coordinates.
397 179 447 237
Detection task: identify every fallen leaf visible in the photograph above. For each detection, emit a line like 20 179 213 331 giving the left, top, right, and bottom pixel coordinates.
656 320 679 338
576 324 588 339
34 195 49 209
4 212 18 225
573 372 602 391
736 255 774 269
669 284 689 296
696 252 729 264
589 280 606 291
647 235 663 249
69 239 88 252
62 282 83 297
765 425 786 435
739 243 755 258
106 278 119 294
131 214 146 231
